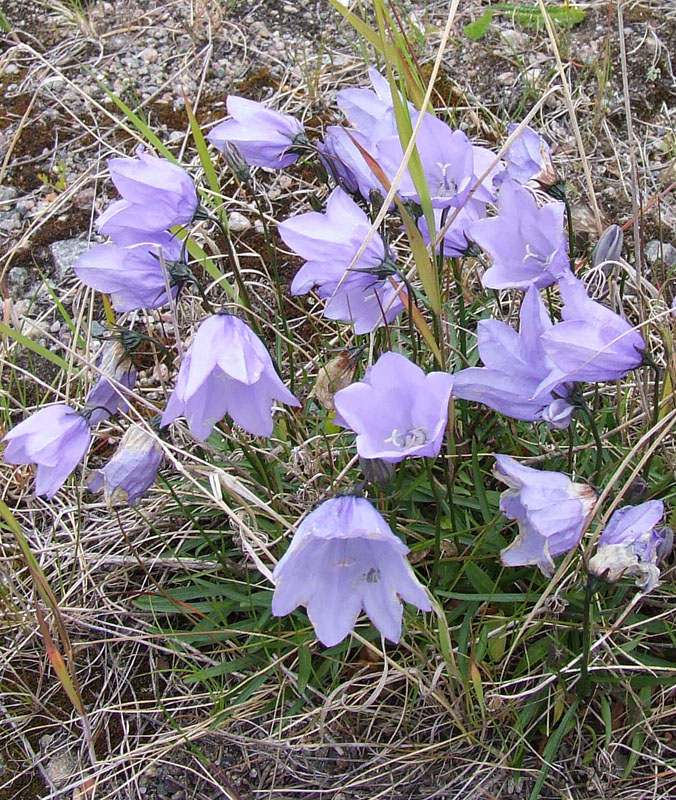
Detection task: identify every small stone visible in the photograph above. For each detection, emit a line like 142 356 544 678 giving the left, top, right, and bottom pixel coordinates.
500 30 529 50
50 320 61 334
0 216 20 232
525 68 542 83
73 188 96 211
250 21 271 38
50 239 89 280
228 212 251 233
8 267 28 288
497 71 514 85
0 186 18 203
645 240 676 268
283 4 298 12
140 47 159 64
5 63 19 75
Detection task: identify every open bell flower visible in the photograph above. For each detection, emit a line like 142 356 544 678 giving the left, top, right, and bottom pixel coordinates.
452 286 574 428
333 351 454 463
207 96 306 169
161 313 300 440
588 501 670 591
279 187 405 333
84 338 137 426
74 231 185 312
536 271 646 393
89 423 164 508
469 179 569 290
97 149 198 242
377 113 494 208
2 405 92 499
495 455 596 576
272 495 431 647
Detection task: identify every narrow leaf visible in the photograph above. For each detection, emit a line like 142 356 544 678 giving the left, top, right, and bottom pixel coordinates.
465 10 493 40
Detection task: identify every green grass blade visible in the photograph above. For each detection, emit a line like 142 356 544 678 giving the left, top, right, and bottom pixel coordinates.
0 321 69 371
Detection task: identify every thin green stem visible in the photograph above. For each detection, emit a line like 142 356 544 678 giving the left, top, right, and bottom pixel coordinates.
426 458 444 588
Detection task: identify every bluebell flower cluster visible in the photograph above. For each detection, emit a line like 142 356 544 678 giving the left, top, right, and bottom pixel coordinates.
2 70 667 653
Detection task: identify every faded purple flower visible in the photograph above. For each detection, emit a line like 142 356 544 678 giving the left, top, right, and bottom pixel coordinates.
536 272 646 393
501 124 556 187
333 352 453 463
469 180 569 290
161 314 300 440
272 495 431 647
97 149 198 242
2 404 92 499
207 96 306 169
452 286 574 428
588 500 669 591
74 231 185 312
89 423 163 507
279 188 405 334
85 338 137 426
495 455 596 576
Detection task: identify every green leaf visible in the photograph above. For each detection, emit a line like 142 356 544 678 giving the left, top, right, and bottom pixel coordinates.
493 3 585 31
529 699 580 800
297 644 312 694
465 10 493 40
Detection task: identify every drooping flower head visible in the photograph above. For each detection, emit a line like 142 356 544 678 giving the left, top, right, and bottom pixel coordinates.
161 313 300 441
333 351 453 463
588 501 670 591
279 188 405 334
318 126 384 202
272 495 431 647
495 455 596 576
536 271 646 393
97 149 198 242
501 124 557 187
469 180 569 290
85 337 138 426
74 231 186 312
2 405 92 498
89 422 164 507
452 286 574 427
208 96 306 169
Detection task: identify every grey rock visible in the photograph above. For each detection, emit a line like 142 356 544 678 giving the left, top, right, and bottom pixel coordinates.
645 240 676 268
8 266 28 288
50 239 89 280
0 186 18 203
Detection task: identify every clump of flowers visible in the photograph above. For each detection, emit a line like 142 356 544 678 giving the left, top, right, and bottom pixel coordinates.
2 64 668 665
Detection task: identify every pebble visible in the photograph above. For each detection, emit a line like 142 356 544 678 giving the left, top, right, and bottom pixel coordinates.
49 238 90 280
140 47 158 64
228 212 251 233
500 30 529 50
645 240 676 268
0 186 18 203
8 267 28 288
